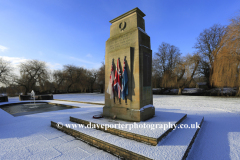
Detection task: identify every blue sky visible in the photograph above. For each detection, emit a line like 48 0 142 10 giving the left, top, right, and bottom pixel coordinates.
0 0 239 71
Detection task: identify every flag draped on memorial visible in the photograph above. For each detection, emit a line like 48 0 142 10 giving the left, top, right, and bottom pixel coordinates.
114 58 122 98
121 57 128 100
107 62 114 99
113 63 118 94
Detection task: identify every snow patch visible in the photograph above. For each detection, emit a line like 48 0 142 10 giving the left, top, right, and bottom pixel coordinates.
127 104 155 112
140 104 155 112
140 44 150 50
138 27 148 36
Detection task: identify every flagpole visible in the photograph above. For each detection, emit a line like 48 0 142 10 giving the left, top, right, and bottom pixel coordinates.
118 58 121 104
124 56 127 103
112 59 115 104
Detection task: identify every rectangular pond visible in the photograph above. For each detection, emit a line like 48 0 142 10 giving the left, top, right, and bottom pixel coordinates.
0 102 77 117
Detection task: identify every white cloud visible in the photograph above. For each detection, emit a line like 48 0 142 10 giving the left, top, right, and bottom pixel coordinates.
0 56 28 75
0 45 8 52
69 56 96 65
86 54 92 58
0 56 28 65
0 55 101 76
46 62 62 71
0 56 63 75
69 56 102 69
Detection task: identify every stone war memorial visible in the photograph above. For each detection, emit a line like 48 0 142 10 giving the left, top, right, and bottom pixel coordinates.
103 7 155 121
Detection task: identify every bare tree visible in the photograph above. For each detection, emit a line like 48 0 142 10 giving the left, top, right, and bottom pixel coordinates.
53 70 66 93
153 42 181 88
15 60 49 95
86 69 97 93
194 24 226 87
0 58 14 86
175 53 201 94
63 65 86 93
96 62 105 93
152 57 162 88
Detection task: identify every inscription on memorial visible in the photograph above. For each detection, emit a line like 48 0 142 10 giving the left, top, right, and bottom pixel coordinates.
143 52 151 86
104 7 154 121
108 33 133 52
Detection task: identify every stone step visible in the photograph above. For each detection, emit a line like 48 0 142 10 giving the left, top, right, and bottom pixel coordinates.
67 111 187 146
69 114 187 146
51 121 151 160
51 115 204 160
160 115 204 160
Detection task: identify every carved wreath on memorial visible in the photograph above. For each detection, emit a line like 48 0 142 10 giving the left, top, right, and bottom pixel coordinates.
119 21 126 31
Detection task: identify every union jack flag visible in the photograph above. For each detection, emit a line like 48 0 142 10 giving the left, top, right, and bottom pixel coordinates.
107 63 114 99
114 58 122 98
121 57 128 100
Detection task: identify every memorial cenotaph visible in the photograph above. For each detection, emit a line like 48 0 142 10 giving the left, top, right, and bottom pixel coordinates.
103 7 155 122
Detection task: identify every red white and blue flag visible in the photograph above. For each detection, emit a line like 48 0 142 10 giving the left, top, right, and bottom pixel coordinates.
121 57 128 100
107 63 114 99
114 58 122 98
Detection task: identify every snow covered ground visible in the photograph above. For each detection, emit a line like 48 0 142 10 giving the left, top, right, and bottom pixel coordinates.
53 93 104 103
153 95 240 160
0 93 240 159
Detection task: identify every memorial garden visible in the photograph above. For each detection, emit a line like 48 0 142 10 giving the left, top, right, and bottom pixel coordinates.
0 3 240 160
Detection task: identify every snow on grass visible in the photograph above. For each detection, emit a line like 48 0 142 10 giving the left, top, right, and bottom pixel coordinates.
228 132 240 160
182 88 204 94
0 94 240 159
153 95 240 159
53 93 104 103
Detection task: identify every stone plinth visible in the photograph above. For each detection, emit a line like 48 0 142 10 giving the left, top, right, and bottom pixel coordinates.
103 8 154 121
0 96 8 102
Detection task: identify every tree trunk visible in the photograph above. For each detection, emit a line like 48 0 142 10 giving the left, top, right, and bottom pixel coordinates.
236 86 240 96
24 86 29 95
67 84 72 93
178 88 182 95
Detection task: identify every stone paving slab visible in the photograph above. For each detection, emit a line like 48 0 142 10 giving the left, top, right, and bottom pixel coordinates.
0 99 114 160
54 147 91 160
26 148 61 160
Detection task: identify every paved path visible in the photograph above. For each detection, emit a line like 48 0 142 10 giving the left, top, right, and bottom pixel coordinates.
0 96 116 160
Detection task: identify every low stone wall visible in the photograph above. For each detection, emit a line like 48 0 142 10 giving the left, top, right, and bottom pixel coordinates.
19 94 53 101
0 96 8 102
54 99 104 105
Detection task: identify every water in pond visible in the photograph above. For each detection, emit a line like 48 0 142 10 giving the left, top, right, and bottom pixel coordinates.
0 103 74 117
